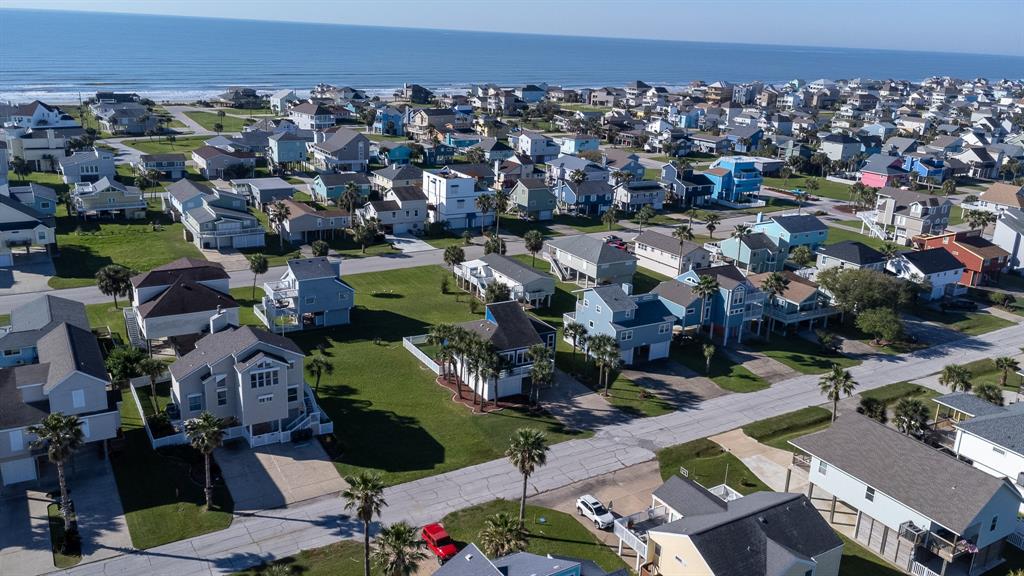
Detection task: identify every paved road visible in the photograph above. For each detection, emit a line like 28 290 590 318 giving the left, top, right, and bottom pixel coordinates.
58 321 1024 576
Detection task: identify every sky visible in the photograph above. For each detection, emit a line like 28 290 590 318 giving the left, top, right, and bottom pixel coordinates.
2 0 1022 57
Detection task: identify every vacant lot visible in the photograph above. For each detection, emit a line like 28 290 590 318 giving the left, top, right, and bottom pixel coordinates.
123 135 210 155
184 111 249 133
657 438 771 494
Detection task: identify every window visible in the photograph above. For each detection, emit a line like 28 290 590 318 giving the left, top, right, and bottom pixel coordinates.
3 348 20 357
10 429 22 452
991 516 999 532
516 349 527 364
624 310 632 319
81 419 90 439
686 307 696 316
620 330 633 341
659 323 670 334
72 389 86 409
339 292 347 301
40 202 50 209
583 299 589 307
588 320 594 328
305 296 316 305
287 386 299 403
38 231 47 240
258 394 274 404
595 305 602 314
818 460 828 475
217 389 227 406
250 369 279 389
865 486 875 502
188 394 202 412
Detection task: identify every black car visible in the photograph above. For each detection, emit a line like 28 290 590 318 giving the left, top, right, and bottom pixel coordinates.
940 299 979 311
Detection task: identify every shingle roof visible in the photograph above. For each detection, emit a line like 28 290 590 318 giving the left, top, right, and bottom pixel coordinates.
791 415 1017 533
131 257 227 288
770 214 827 234
816 241 886 266
979 182 1024 209
590 285 639 313
136 279 239 319
170 326 303 381
958 404 1024 456
457 301 554 351
934 392 1006 418
652 280 700 307
37 322 108 392
739 232 779 252
479 254 549 286
635 230 704 256
373 163 423 181
317 172 370 187
546 235 637 265
653 475 727 516
901 248 963 274
0 364 52 428
287 257 336 280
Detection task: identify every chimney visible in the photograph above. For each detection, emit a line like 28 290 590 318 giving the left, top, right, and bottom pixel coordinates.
209 306 230 334
621 283 633 295
755 211 764 223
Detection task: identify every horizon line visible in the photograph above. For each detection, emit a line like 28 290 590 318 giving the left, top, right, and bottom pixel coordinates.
2 6 1022 60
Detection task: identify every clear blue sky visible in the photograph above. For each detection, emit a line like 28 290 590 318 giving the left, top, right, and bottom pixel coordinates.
3 0 1022 56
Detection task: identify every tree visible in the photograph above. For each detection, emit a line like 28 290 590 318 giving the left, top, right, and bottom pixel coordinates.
372 521 427 576
352 222 378 254
588 333 620 396
475 194 496 234
493 189 510 238
527 344 553 406
343 471 388 576
484 282 512 303
858 397 887 423
974 383 1005 407
941 179 957 196
184 412 225 508
601 206 619 230
213 122 224 133
138 357 167 410
790 245 814 267
466 146 485 164
95 264 132 308
443 245 465 271
568 169 587 187
893 398 929 435
478 511 528 558
704 213 721 239
996 357 1021 388
247 253 269 299
879 242 900 260
311 239 329 257
816 267 908 313
702 343 715 374
855 307 903 343
105 345 148 386
268 201 292 249
780 166 793 185
506 428 549 525
28 413 84 535
341 182 362 214
484 234 506 255
819 364 857 422
804 177 820 196
564 321 588 366
10 156 31 180
731 223 751 238
816 329 838 353
760 272 790 340
964 209 996 235
524 230 544 267
635 205 656 232
672 224 695 274
939 364 972 392
692 275 719 331
306 353 333 393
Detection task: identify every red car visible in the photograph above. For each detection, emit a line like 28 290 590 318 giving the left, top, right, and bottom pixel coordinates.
421 523 458 563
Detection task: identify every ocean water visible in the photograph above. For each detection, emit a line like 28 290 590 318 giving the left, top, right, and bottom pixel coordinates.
0 8 1021 102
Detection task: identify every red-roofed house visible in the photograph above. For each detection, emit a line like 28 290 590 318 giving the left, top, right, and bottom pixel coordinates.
915 230 1010 287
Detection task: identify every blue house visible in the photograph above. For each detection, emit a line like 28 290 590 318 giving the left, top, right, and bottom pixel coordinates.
749 212 829 252
445 132 483 149
312 173 372 203
0 295 89 368
903 154 950 183
724 125 764 154
256 257 355 332
371 106 405 136
421 143 456 166
6 183 57 216
551 179 614 216
675 265 765 345
651 280 703 331
704 156 763 204
268 132 313 168
565 285 676 365
715 232 788 273
376 143 413 166
559 134 600 155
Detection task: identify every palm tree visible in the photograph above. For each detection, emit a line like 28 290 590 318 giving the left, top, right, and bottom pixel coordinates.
879 242 900 261
893 398 929 436
268 201 291 249
568 169 587 187
939 363 972 392
564 321 588 366
702 343 715 374
588 333 620 396
506 428 549 525
692 275 719 333
704 213 721 239
443 245 465 272
183 412 225 508
819 364 857 422
95 264 133 308
974 383 1005 406
672 224 695 274
524 230 544 267
341 181 361 214
731 223 751 238
343 471 388 576
635 205 656 232
138 357 167 411
247 253 268 299
995 357 1020 388
760 272 790 340
306 353 333 393
528 351 554 407
372 521 427 576
28 413 84 534
478 511 529 558
601 206 619 230
964 209 996 236
475 193 496 235
493 189 510 237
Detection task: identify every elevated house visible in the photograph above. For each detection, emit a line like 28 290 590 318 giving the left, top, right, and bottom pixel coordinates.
0 190 56 266
422 167 494 230
267 131 314 170
566 285 676 365
613 180 665 212
509 178 555 221
886 247 966 300
914 230 1008 287
749 213 829 252
165 179 265 250
371 106 405 136
371 163 423 192
704 156 763 205
357 186 427 235
255 257 354 332
963 182 1024 215
551 179 614 217
311 172 371 204
70 177 146 219
675 265 765 345
815 240 888 273
860 187 952 246
288 102 335 131
712 232 788 273
191 146 256 179
859 154 910 188
279 198 350 243
455 254 556 308
0 296 121 486
634 230 711 277
749 270 838 334
660 164 715 208
92 102 159 135
230 177 296 207
57 148 115 184
135 153 186 180
993 208 1024 272
791 415 1024 576
544 235 637 287
307 128 370 173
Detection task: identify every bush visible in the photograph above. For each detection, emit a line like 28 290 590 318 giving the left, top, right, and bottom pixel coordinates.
857 397 888 423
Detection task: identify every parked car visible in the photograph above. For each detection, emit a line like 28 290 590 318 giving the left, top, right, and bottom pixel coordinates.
608 240 628 250
604 235 622 243
941 299 978 311
421 523 458 563
576 494 614 529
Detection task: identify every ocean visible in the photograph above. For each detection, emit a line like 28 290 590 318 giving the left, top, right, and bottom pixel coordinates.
0 8 1021 103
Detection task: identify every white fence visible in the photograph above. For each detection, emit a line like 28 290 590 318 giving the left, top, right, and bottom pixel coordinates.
714 197 766 209
403 335 440 375
910 561 942 576
127 375 187 449
826 175 859 185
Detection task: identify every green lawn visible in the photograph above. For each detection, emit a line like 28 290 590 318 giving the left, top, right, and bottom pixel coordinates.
671 340 769 392
184 111 249 133
234 265 588 485
495 215 562 238
762 174 853 202
741 406 833 452
217 107 274 116
123 135 210 155
85 302 128 342
49 203 204 289
364 133 414 143
657 438 771 495
823 226 898 251
558 103 612 113
423 234 467 249
553 214 623 233
234 541 364 576
911 307 1015 336
949 205 965 226
47 504 81 568
443 500 628 572
7 170 70 197
109 387 233 549
860 382 941 416
962 358 1019 390
745 336 860 375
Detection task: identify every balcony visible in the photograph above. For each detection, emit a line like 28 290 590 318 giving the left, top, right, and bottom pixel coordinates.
193 224 266 238
763 304 840 324
264 280 298 300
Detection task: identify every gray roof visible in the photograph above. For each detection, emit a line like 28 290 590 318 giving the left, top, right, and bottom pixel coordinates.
635 230 705 257
170 326 304 381
317 172 370 187
956 403 1024 456
479 254 549 286
167 179 215 204
492 552 580 576
546 235 637 266
653 475 727 516
37 323 108 392
9 294 89 334
0 192 50 231
652 280 700 307
373 163 423 181
432 544 501 576
791 415 1017 534
287 257 336 280
739 232 780 252
770 214 827 234
317 128 366 154
0 364 52 428
590 285 638 313
816 241 886 266
457 301 555 352
934 392 1006 418
901 248 963 275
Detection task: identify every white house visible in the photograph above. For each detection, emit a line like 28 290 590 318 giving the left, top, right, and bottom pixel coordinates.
288 102 335 131
422 167 494 230
633 230 710 277
963 182 1024 214
454 254 556 307
514 130 560 163
269 89 299 113
57 148 116 184
993 208 1024 272
885 247 965 300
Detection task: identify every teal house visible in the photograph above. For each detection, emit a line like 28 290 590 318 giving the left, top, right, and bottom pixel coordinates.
716 232 788 273
510 178 556 221
749 212 829 252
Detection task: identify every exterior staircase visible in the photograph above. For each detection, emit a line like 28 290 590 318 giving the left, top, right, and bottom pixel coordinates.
547 255 570 282
122 308 145 349
857 210 890 241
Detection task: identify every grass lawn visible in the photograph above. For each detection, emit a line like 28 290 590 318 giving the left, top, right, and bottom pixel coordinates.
443 500 628 573
423 234 467 249
671 340 769 393
47 504 81 568
217 107 274 116
123 135 210 155
644 168 661 180
558 103 612 113
745 336 860 375
553 214 623 233
495 215 562 238
363 133 412 142
657 438 771 495
7 170 70 197
49 203 204 289
109 386 233 549
823 226 898 252
85 302 129 342
741 406 833 452
233 265 588 485
233 541 365 575
962 358 1019 390
762 175 852 202
949 205 965 226
184 111 249 133
911 307 1015 336
860 382 940 415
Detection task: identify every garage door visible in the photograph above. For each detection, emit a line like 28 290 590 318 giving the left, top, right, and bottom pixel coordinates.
1 457 37 486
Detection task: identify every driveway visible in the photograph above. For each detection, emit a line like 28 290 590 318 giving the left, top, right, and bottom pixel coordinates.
200 249 253 272
215 440 348 512
709 428 807 494
0 485 52 576
386 234 435 254
620 359 729 408
722 346 800 384
541 370 629 431
0 250 56 294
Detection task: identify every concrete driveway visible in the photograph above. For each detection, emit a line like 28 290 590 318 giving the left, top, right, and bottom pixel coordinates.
620 359 729 409
0 485 52 576
216 440 348 512
386 234 435 253
0 250 55 294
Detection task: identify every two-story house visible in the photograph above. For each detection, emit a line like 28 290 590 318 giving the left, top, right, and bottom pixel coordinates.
749 212 829 252
660 164 715 209
546 155 609 185
515 130 560 163
675 265 765 345
993 208 1024 272
914 230 1009 287
371 164 423 192
714 232 788 273
964 182 1024 215
165 179 265 250
792 415 1023 576
865 187 952 246
70 177 147 219
267 131 314 170
422 168 494 230
453 301 556 401
859 153 910 188
454 254 556 308
0 295 120 486
279 198 350 244
703 156 763 205
613 180 665 212
566 285 676 365
307 128 370 173
357 186 428 235
509 178 556 221
886 247 965 300
0 190 56 267
288 102 335 131
311 172 371 204
545 235 637 287
371 106 405 136
815 241 888 273
230 177 296 207
821 132 863 163
634 231 711 277
135 153 186 180
191 146 256 179
57 148 116 184
551 179 615 217
92 102 159 135
255 257 355 332
749 270 838 334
